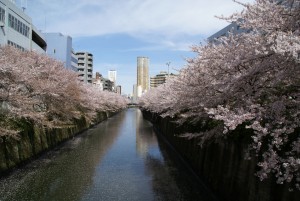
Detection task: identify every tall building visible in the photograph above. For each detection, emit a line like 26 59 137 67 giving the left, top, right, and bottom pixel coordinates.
0 0 46 53
76 52 93 84
116 85 121 95
44 33 77 71
150 71 168 88
71 50 78 72
108 70 117 89
137 56 149 96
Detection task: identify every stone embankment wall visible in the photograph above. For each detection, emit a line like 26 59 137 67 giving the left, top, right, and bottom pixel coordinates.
0 111 114 176
142 110 300 201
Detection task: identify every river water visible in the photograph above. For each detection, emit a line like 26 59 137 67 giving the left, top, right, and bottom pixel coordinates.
0 108 217 201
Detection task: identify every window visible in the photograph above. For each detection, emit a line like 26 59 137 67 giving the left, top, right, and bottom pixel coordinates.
8 14 29 37
8 40 25 51
0 7 5 23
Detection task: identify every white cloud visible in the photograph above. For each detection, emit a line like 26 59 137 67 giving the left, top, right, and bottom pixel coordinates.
25 0 254 38
18 0 255 94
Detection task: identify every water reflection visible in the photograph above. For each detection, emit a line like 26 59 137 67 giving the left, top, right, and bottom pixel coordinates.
0 108 217 201
0 112 125 201
135 108 158 158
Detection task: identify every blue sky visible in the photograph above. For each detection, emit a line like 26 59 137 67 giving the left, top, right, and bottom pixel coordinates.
17 0 254 95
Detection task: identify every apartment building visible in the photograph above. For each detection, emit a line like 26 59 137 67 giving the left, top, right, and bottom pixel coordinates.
76 52 93 83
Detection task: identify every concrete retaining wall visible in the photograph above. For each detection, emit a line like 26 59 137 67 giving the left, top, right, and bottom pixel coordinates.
0 111 114 176
142 109 300 201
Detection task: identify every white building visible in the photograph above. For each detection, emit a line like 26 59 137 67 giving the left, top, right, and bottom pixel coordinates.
44 32 77 71
108 70 117 89
0 0 46 53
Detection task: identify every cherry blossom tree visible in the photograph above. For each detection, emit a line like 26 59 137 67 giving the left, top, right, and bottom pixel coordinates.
0 46 128 138
139 0 300 189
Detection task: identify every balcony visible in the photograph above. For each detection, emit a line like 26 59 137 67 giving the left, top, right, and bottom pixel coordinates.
78 76 84 81
76 52 85 56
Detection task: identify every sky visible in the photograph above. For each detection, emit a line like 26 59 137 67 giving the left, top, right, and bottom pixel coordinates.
16 0 254 95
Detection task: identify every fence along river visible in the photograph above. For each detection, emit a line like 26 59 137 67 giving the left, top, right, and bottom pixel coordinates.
0 108 217 201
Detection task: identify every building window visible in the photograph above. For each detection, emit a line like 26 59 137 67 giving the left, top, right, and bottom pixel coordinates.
8 13 29 38
0 7 5 23
8 40 25 51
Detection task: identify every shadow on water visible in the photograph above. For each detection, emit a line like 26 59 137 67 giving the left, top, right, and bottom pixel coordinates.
135 109 218 201
0 108 217 201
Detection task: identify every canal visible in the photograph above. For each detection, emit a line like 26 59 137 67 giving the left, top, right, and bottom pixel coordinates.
0 108 217 201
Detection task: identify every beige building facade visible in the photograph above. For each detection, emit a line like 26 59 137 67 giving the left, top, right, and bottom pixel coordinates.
137 56 149 96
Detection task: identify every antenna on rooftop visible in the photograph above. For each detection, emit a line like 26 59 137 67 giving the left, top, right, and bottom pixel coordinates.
21 0 27 12
166 62 171 76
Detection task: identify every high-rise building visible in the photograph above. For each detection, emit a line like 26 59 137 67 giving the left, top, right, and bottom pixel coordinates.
76 52 93 84
44 33 77 71
108 70 117 89
71 50 78 72
137 56 149 96
116 85 121 95
0 0 46 53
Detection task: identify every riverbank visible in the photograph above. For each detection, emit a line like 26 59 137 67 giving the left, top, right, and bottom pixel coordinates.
141 109 300 201
0 111 117 176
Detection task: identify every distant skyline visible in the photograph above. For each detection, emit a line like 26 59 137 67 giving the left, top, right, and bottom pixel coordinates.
17 0 254 94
